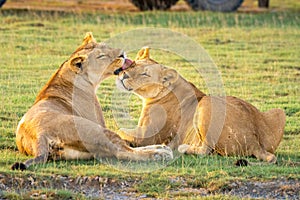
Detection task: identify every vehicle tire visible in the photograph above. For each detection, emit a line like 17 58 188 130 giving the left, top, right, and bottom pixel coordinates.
130 0 178 11
0 0 6 8
186 0 244 12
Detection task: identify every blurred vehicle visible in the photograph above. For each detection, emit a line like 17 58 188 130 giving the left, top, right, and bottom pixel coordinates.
0 0 6 8
130 0 244 12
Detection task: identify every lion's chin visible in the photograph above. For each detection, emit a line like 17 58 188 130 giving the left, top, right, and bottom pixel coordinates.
116 78 132 92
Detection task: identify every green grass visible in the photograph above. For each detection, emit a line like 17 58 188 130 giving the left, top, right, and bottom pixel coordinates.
2 189 85 200
0 8 299 199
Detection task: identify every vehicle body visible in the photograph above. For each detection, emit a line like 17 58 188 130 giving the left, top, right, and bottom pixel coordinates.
130 0 244 12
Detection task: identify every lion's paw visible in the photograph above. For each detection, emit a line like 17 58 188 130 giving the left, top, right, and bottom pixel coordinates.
266 154 277 164
135 144 171 151
178 144 190 154
153 144 172 152
152 148 173 161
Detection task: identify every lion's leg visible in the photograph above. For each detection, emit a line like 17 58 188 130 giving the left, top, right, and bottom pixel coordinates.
117 127 158 147
133 145 171 151
55 115 173 162
178 144 212 155
116 145 173 161
87 129 173 161
259 108 285 153
13 114 173 170
117 128 139 146
179 96 221 156
55 147 94 160
11 134 49 170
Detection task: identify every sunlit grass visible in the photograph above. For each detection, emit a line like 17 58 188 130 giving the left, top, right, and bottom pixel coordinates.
0 9 299 198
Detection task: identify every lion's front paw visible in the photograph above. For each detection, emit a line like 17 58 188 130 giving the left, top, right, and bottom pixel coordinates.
178 144 190 154
135 144 171 151
178 144 210 155
152 148 173 161
266 154 277 164
150 144 172 152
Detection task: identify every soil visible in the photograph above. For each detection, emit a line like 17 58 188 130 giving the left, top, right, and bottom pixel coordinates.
0 173 299 199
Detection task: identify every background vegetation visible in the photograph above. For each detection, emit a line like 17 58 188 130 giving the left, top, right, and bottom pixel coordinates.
0 0 299 198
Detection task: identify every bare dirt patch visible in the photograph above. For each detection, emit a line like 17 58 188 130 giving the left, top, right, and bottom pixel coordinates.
0 173 299 199
222 179 300 199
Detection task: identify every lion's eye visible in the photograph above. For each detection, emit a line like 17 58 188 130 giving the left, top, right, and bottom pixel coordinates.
140 72 150 77
97 54 106 59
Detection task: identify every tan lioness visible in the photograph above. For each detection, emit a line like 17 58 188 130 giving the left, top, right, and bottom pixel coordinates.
115 47 286 163
11 34 172 170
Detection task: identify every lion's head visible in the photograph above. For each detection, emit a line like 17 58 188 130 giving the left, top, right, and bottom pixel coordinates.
35 32 133 102
114 47 206 147
64 32 132 87
115 47 178 99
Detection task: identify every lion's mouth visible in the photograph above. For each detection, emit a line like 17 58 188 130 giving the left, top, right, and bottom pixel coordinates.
122 58 133 70
120 79 133 91
114 58 133 75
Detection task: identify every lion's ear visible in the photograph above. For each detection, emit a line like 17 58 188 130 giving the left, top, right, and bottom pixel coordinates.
69 55 87 73
162 68 178 87
74 32 97 53
135 47 150 61
82 32 97 45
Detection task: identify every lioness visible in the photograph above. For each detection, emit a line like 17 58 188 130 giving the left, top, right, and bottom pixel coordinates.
115 47 286 163
11 34 172 170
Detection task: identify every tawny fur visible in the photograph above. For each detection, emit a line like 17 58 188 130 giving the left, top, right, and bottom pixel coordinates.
13 34 172 170
116 47 285 163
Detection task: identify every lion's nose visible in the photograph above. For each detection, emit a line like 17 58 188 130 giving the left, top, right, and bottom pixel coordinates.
114 67 123 75
122 72 129 80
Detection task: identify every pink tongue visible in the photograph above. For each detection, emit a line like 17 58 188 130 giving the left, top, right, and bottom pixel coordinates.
122 58 133 70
